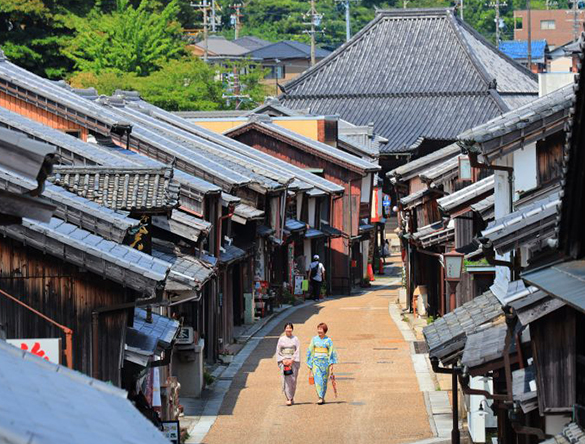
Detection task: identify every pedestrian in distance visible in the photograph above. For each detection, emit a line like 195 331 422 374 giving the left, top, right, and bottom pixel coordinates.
382 239 390 264
308 254 325 301
275 322 301 406
306 322 338 405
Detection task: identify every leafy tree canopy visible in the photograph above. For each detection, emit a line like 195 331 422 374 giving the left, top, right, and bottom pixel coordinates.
64 0 185 76
70 56 269 111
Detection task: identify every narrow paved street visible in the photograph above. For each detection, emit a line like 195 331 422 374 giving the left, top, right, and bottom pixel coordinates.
201 276 433 444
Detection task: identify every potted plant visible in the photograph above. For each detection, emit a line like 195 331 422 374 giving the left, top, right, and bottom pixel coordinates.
218 349 234 364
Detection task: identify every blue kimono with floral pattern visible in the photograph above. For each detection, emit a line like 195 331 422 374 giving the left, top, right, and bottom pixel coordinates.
306 335 338 399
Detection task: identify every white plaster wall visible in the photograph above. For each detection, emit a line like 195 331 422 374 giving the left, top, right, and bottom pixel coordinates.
491 157 512 300
361 174 372 203
513 143 538 200
538 72 575 96
304 239 311 270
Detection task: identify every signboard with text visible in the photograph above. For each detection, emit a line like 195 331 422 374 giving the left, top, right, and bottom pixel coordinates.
7 338 61 364
161 420 180 444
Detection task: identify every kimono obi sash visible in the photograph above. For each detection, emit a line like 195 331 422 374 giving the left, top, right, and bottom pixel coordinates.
281 347 295 356
314 347 328 354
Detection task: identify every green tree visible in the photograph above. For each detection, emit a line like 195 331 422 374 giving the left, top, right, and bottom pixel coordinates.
64 0 186 76
131 57 225 110
0 0 78 78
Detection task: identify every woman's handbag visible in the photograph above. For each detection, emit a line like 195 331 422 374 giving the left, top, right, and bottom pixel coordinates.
309 373 315 385
283 364 293 376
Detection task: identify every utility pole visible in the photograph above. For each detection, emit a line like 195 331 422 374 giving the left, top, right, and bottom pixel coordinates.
303 0 323 66
460 0 464 20
191 0 210 62
211 0 217 33
488 0 507 44
573 0 580 41
336 0 358 42
527 0 532 70
231 3 243 39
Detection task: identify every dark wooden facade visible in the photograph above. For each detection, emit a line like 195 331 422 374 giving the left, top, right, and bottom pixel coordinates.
0 236 138 385
230 128 368 291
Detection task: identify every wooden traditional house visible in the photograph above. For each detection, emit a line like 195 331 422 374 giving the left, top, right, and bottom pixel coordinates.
419 55 577 444
0 140 175 385
225 117 380 292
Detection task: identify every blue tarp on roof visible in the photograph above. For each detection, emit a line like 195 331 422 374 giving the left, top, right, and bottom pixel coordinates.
499 40 548 61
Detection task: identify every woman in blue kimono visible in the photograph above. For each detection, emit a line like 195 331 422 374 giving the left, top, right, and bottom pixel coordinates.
306 322 338 404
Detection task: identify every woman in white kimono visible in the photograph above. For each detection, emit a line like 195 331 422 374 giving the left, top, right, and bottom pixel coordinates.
275 322 301 406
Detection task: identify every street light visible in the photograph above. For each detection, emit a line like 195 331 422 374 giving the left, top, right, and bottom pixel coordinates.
443 249 464 312
442 249 464 444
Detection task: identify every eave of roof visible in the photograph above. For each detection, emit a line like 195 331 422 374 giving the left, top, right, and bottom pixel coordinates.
480 192 560 255
389 142 460 182
49 165 180 213
437 175 495 215
0 217 170 294
0 166 138 243
227 120 379 174
125 99 344 195
458 84 573 163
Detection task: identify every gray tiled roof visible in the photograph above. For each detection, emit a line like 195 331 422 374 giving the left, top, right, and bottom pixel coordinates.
121 97 345 195
233 121 380 173
458 84 573 163
541 423 585 444
0 126 55 184
50 165 180 212
0 166 138 243
194 36 249 56
281 9 537 154
504 280 565 326
461 321 507 369
97 102 256 191
515 180 562 210
0 339 170 444
234 203 265 221
245 40 331 60
133 308 180 349
0 90 221 211
470 195 495 222
106 103 295 191
512 365 538 413
338 134 380 159
233 36 272 51
419 226 455 248
219 244 248 264
437 175 494 214
285 218 307 232
420 155 461 186
0 217 169 294
151 248 214 291
152 211 212 243
480 192 560 255
0 57 126 135
389 143 460 182
522 259 585 314
423 291 503 364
